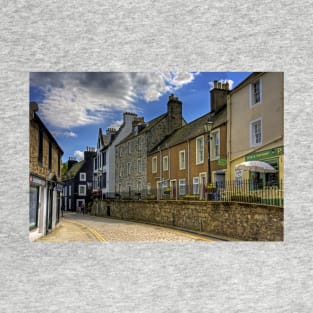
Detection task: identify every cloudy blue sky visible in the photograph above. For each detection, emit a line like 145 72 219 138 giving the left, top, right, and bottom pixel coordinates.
30 72 251 162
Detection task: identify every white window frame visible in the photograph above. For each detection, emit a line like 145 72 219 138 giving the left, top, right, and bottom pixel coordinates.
163 156 168 171
250 118 262 147
193 177 200 195
179 150 185 170
196 135 205 165
80 172 86 181
78 185 86 196
152 156 157 173
210 129 220 161
179 179 186 195
249 78 262 108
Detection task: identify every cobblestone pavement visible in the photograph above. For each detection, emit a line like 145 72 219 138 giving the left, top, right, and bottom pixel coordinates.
38 212 216 242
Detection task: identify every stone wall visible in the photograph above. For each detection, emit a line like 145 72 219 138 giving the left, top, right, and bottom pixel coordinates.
91 200 283 241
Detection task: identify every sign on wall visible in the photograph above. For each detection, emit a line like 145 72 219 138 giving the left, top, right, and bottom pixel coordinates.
245 146 283 161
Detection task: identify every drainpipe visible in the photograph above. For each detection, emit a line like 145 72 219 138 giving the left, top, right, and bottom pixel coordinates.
159 147 162 199
227 94 232 181
187 139 190 193
168 145 170 180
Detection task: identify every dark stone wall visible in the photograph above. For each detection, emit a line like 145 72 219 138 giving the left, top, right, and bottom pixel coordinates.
91 200 283 241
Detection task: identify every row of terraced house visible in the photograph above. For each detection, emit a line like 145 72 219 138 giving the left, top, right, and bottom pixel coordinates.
61 72 284 212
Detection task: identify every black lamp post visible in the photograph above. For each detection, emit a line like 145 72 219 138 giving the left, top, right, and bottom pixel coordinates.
204 118 214 199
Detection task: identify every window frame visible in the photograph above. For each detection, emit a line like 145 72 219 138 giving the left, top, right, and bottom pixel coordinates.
196 135 205 165
179 179 186 195
163 155 169 171
80 172 86 181
152 156 157 173
250 117 263 147
179 150 186 170
78 184 86 196
210 128 220 161
38 128 43 166
249 78 262 108
48 141 52 170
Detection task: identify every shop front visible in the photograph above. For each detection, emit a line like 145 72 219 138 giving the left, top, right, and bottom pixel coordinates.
245 146 284 188
29 174 46 230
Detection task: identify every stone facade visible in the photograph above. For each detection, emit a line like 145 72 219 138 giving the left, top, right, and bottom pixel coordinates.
115 94 183 197
91 200 283 241
30 115 62 181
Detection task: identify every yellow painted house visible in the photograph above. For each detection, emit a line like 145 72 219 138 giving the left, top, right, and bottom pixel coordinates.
226 72 284 188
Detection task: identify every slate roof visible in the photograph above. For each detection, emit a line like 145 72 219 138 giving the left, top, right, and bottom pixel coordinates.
149 106 227 154
62 160 85 180
116 113 168 146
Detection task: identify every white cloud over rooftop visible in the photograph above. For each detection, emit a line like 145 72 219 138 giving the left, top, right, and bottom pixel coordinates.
30 72 198 129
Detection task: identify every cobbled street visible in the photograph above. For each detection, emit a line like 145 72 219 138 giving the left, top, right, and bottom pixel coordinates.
37 212 216 242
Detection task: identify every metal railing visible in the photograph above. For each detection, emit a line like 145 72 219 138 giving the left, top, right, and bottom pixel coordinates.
99 179 283 207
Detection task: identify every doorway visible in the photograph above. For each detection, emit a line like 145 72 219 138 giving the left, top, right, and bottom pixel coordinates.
170 180 177 200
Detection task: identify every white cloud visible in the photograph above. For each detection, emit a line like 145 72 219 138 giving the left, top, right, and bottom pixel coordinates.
108 119 123 130
74 150 84 161
64 131 77 137
52 130 78 137
30 72 198 129
208 79 234 90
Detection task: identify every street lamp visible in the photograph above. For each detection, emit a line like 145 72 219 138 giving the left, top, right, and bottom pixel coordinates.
204 118 214 199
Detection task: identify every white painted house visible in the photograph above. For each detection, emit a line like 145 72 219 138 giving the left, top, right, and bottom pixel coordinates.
93 112 138 198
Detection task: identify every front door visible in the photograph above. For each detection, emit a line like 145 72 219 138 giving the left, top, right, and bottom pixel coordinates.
76 199 85 213
199 173 207 200
170 180 177 200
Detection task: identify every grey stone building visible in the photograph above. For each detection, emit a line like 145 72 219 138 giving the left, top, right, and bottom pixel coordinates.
115 94 184 198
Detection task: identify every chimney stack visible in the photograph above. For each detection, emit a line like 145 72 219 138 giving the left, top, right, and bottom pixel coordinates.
167 94 183 135
84 146 96 161
210 81 229 113
67 157 77 170
29 102 39 120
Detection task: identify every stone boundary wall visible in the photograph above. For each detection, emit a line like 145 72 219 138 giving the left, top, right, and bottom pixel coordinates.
91 200 283 241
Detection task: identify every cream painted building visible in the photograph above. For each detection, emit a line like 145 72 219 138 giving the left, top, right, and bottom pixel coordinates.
227 72 284 187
